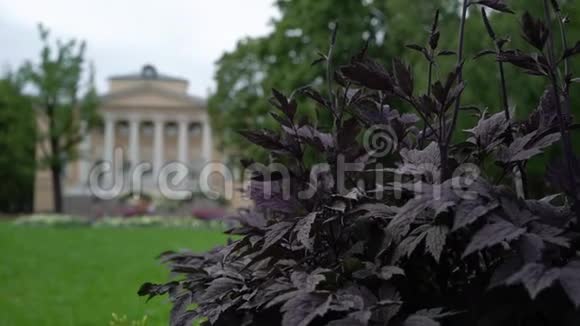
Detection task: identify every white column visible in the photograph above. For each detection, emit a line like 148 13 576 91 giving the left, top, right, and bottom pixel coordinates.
201 115 212 162
78 120 91 188
103 116 115 187
103 116 115 164
129 117 140 167
178 119 189 164
153 118 164 180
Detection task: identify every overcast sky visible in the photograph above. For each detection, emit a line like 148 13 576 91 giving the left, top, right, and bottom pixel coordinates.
0 0 276 96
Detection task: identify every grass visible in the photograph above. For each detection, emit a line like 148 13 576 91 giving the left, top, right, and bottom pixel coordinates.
0 222 228 326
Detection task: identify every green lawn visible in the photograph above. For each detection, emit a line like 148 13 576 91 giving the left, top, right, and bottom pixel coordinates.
0 222 228 326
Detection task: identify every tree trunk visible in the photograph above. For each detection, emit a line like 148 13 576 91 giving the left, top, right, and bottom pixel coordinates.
51 164 63 213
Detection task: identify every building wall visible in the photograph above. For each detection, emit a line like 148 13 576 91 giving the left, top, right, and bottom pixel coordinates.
33 67 252 215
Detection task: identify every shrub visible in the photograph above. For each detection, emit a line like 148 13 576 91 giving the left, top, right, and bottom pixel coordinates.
140 1 580 325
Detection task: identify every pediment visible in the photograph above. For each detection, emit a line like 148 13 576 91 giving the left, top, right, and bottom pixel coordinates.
102 86 205 109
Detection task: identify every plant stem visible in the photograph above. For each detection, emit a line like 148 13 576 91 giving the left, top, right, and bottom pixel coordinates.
495 38 529 197
327 23 338 120
442 0 469 180
498 62 510 122
554 5 570 77
542 0 580 221
499 59 528 197
420 61 434 147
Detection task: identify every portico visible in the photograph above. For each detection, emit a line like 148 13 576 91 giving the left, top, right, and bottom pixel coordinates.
93 112 213 184
33 64 219 214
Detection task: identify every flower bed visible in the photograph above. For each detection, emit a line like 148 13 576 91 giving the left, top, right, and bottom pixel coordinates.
12 214 227 229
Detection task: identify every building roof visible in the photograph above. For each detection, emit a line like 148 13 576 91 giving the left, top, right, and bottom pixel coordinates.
100 84 207 107
109 64 187 83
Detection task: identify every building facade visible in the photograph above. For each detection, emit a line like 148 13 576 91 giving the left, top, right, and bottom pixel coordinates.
34 65 232 216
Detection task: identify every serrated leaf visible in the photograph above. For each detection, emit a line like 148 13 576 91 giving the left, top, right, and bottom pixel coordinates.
516 233 545 262
296 212 317 250
425 225 449 262
341 56 393 91
330 288 365 312
497 50 549 76
172 310 198 326
404 315 440 326
281 292 332 326
453 199 499 230
497 131 560 163
291 270 326 292
262 221 294 252
379 265 405 280
464 110 508 151
463 220 526 257
283 124 334 151
393 225 430 262
201 277 242 302
506 263 560 299
559 261 580 308
170 293 192 326
327 310 371 326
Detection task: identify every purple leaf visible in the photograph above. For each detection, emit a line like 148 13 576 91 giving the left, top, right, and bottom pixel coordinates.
281 292 332 326
327 311 371 326
559 260 580 308
475 0 515 14
262 221 294 252
393 58 414 97
506 263 560 299
463 219 526 257
453 199 499 230
296 212 317 250
425 225 449 262
404 315 440 326
340 56 393 91
521 12 549 50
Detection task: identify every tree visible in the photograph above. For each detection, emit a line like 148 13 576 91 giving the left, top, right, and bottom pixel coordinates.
0 71 35 213
22 24 99 213
209 0 460 161
210 0 580 196
142 2 580 323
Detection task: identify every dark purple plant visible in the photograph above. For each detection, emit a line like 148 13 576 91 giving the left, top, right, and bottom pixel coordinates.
140 1 580 325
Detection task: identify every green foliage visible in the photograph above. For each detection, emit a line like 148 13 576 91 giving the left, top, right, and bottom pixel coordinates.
209 0 459 160
209 0 580 190
21 24 99 212
0 72 35 213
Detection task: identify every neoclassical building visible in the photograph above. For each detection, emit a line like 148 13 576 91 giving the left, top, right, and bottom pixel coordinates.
34 65 231 215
